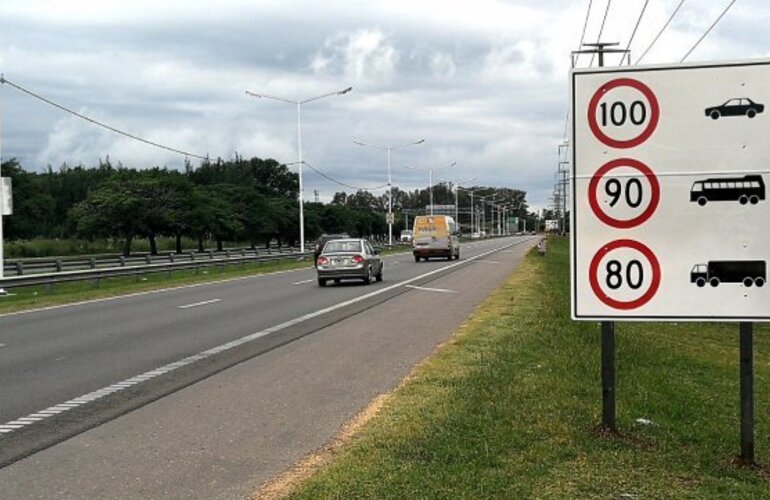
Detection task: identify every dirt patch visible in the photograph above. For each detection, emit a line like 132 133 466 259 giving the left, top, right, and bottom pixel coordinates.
250 393 390 499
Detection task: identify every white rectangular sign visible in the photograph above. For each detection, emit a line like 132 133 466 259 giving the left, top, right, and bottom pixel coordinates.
1 177 11 215
571 59 770 321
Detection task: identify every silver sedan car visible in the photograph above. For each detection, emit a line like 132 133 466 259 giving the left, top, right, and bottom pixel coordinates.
316 238 383 286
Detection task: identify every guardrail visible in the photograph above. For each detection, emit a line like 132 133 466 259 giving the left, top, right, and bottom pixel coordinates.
1 246 302 277
0 249 314 292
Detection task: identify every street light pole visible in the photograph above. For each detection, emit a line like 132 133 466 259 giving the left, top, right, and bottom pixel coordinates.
246 86 352 253
405 161 457 216
354 138 425 246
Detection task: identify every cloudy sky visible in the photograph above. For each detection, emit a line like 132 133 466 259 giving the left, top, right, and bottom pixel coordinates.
1 0 767 209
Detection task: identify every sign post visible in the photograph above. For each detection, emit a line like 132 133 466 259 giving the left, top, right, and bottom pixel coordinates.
572 58 770 451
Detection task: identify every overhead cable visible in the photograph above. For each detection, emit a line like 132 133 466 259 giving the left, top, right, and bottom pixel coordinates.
301 161 388 192
589 0 613 68
680 0 738 62
636 0 686 65
574 0 594 67
622 0 651 65
0 75 209 160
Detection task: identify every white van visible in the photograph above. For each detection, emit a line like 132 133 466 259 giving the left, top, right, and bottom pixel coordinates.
412 215 460 262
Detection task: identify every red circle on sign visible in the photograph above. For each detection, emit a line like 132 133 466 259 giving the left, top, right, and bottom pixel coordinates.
588 78 659 149
588 158 660 229
588 239 661 310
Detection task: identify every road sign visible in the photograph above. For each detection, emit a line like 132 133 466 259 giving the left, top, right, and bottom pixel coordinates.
385 212 394 224
572 59 770 321
1 177 11 215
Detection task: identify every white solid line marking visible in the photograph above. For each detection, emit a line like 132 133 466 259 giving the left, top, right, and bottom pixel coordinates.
178 299 221 309
474 260 500 264
405 285 457 294
292 279 315 285
0 238 535 437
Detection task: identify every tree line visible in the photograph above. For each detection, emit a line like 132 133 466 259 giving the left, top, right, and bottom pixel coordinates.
0 156 533 256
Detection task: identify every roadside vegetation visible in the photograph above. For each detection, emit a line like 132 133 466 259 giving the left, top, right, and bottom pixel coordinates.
282 236 770 498
1 157 534 258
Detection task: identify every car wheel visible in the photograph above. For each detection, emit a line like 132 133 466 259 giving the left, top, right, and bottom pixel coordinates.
739 195 749 205
743 277 754 287
375 265 383 282
363 267 372 285
697 196 708 206
710 277 720 287
756 278 766 287
710 110 720 120
696 278 706 287
748 109 757 118
750 195 760 205
318 278 326 287
414 255 420 262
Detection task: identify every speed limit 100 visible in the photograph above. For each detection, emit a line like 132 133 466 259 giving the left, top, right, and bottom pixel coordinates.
587 77 659 149
588 239 662 310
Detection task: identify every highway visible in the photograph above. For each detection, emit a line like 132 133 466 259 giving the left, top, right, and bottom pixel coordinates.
0 235 538 495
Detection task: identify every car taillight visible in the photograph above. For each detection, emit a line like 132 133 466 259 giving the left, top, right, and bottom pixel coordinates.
352 255 365 264
317 256 329 266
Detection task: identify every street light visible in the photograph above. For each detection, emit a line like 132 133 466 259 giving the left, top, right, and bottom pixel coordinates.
440 176 477 233
404 161 457 215
353 138 425 246
246 86 352 253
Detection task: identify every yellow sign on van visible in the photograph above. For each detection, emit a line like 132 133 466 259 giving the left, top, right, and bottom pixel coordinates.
413 216 447 237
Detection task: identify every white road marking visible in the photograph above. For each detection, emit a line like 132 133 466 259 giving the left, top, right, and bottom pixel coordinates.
474 260 500 264
0 343 5 349
0 238 534 437
405 285 457 294
292 279 315 285
178 299 221 309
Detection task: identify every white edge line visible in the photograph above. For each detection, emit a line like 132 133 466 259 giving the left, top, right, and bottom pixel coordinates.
0 237 536 437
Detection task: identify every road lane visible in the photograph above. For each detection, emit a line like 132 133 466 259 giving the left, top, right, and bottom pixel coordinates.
0 236 535 466
0 235 539 498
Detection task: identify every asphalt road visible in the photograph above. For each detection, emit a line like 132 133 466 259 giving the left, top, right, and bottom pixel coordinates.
0 235 538 497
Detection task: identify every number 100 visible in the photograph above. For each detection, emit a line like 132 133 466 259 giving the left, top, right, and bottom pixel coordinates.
600 101 647 127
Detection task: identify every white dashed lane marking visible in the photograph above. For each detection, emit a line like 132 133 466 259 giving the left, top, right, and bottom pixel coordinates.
474 259 500 264
292 279 315 285
178 299 222 309
405 285 457 294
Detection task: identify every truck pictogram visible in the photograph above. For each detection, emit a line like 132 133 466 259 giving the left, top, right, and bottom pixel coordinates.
690 260 766 288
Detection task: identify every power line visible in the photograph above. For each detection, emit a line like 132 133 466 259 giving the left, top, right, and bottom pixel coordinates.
636 0 686 65
589 0 613 68
301 161 388 192
574 0 594 67
0 75 209 160
622 0 651 65
680 0 738 62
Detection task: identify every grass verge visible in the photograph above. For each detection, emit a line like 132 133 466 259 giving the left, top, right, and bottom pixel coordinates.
282 236 770 499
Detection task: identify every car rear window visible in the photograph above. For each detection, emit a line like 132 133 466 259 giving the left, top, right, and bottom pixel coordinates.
324 241 362 253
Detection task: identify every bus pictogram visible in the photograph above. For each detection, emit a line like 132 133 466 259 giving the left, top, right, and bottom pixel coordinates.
690 174 765 206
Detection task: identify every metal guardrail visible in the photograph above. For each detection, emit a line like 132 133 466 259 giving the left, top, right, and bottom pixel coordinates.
0 249 313 291
1 246 303 277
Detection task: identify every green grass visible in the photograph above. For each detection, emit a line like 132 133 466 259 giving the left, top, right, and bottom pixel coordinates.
288 236 770 499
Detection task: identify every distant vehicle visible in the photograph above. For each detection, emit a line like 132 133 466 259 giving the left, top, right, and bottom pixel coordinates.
399 230 413 242
470 232 481 239
313 233 349 266
705 98 764 120
690 260 766 288
412 215 460 262
690 175 765 206
316 238 383 286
